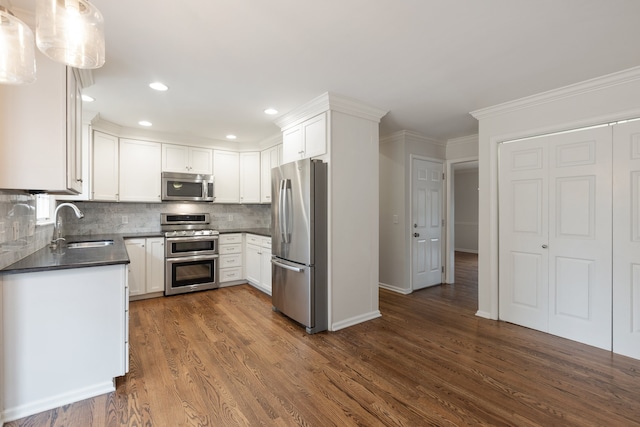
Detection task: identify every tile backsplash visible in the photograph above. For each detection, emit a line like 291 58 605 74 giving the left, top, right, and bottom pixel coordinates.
0 191 271 270
0 191 53 270
58 201 271 236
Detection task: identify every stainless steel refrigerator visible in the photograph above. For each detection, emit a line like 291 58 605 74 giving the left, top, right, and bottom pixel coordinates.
271 158 327 334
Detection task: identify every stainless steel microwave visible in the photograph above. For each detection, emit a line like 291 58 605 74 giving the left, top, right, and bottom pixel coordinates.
161 172 215 202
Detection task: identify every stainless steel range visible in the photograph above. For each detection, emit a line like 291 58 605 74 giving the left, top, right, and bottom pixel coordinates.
161 213 219 296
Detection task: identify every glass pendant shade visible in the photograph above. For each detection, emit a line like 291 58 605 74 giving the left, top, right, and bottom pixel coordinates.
36 0 105 69
0 6 36 84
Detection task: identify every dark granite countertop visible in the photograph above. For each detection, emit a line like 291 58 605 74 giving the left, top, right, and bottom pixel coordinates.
1 228 272 275
219 228 271 237
0 234 130 275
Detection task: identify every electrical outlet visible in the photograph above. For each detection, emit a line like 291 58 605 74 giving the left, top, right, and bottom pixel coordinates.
13 221 19 241
122 216 128 224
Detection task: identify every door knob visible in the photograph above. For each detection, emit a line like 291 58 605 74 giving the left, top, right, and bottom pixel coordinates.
414 232 420 237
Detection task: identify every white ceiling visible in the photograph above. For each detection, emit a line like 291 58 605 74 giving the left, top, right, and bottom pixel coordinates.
12 0 640 144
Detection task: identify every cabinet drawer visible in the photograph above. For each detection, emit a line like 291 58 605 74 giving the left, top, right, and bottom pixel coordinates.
261 237 271 249
219 233 242 244
220 267 242 283
220 254 242 268
246 234 260 245
219 244 242 255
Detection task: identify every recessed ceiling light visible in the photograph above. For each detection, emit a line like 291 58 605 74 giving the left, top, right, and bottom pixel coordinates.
81 94 95 102
139 120 152 127
226 134 237 140
264 108 278 115
149 82 168 91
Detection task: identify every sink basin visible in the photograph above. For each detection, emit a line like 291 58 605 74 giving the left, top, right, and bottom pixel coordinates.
66 240 114 249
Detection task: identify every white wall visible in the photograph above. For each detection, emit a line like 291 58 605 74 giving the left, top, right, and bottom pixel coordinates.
472 66 640 319
453 168 478 252
379 131 445 294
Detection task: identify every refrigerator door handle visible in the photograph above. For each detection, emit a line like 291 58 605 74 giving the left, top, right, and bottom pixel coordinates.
279 179 292 243
272 258 305 273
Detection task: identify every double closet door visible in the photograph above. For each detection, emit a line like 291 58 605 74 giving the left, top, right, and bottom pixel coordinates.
499 126 612 350
500 120 640 357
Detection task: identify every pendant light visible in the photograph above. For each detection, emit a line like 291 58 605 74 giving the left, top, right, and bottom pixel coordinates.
0 5 36 84
36 0 105 69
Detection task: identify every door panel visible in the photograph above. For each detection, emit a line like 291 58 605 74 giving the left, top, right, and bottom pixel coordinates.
548 127 611 350
499 138 549 331
613 120 640 358
412 159 443 290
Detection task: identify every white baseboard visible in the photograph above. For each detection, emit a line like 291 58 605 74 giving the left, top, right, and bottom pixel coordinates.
331 310 381 331
455 248 478 254
378 282 412 295
475 310 492 319
3 380 115 423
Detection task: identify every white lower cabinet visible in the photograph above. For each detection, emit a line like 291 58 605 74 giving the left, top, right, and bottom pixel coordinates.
1 264 128 421
245 234 272 294
219 233 244 285
125 237 165 299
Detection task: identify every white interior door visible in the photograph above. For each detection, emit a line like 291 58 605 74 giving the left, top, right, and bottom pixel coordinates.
499 137 550 331
499 126 612 350
613 120 640 358
412 158 443 290
547 127 612 350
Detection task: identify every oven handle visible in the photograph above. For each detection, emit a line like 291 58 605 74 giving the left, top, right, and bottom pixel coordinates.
166 254 219 262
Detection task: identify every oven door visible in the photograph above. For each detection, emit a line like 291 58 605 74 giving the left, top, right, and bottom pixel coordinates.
165 254 219 296
166 235 218 257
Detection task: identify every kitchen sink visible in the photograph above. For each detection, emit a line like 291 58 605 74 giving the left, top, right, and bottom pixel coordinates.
66 240 114 249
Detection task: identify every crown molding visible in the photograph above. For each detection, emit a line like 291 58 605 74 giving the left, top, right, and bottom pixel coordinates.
446 134 478 146
380 129 444 147
471 66 640 121
275 92 388 130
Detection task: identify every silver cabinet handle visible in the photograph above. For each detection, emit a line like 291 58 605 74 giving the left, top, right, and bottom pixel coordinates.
542 244 548 249
272 259 304 273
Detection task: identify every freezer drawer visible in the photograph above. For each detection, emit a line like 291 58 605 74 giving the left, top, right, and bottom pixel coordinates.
272 257 315 331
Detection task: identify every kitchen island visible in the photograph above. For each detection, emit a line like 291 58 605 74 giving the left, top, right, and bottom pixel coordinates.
0 235 130 422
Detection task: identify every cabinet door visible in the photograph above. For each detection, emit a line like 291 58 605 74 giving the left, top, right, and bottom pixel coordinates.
119 139 162 202
261 145 280 203
66 68 83 194
302 112 327 159
282 126 302 163
189 147 213 174
240 152 261 203
245 243 261 285
162 144 189 172
125 239 146 296
213 150 240 203
146 238 165 293
260 249 272 294
92 131 119 201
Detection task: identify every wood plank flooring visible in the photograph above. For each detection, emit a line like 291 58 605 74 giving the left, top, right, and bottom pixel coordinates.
7 252 640 426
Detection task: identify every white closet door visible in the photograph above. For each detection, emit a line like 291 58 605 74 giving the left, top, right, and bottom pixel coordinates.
613 120 640 358
499 137 550 331
499 126 612 350
547 127 612 350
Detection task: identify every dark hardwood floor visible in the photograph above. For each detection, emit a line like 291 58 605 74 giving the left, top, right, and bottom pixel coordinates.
7 252 640 426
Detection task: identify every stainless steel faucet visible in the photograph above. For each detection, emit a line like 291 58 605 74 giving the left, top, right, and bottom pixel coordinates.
50 203 84 249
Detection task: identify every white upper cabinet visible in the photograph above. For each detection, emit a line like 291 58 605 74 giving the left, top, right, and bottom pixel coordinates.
162 144 212 175
282 112 326 163
240 152 261 204
213 150 240 203
119 139 162 202
0 52 82 194
92 131 119 201
261 145 281 203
